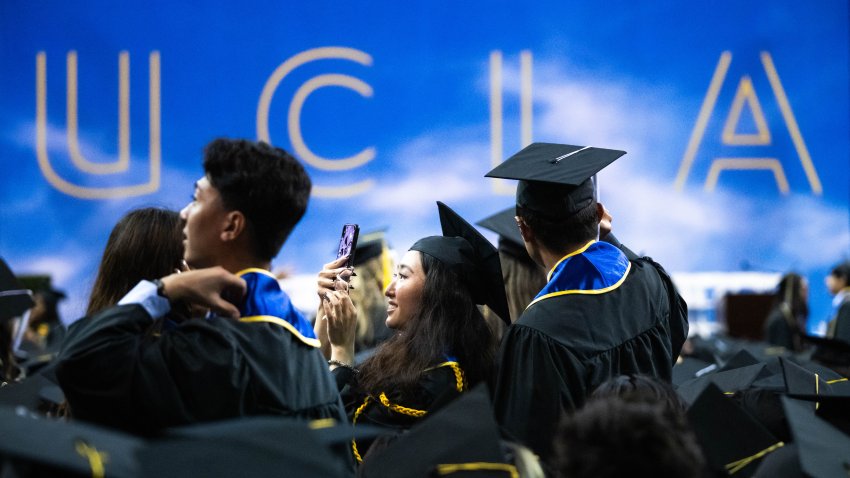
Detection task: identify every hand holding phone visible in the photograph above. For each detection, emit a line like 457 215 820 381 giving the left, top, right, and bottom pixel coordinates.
336 224 360 269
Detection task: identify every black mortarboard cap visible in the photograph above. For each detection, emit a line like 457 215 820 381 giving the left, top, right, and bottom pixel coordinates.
716 349 762 373
410 202 511 324
672 357 713 386
803 334 850 367
0 373 65 412
0 404 142 477
485 143 625 219
676 363 767 405
359 384 515 478
476 207 523 249
752 443 804 478
0 258 34 322
145 417 380 477
687 384 781 477
475 207 535 264
781 397 850 478
354 230 388 267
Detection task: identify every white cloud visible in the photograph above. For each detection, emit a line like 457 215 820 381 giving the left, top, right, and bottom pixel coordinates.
361 133 494 219
491 55 849 274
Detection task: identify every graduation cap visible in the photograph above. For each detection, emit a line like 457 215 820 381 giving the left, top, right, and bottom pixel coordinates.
485 143 625 219
0 258 34 322
672 357 713 387
715 349 762 373
145 417 381 477
676 363 767 405
353 230 388 267
410 202 511 324
352 230 394 292
359 384 516 478
0 405 142 477
0 373 65 412
475 207 534 263
780 396 850 478
687 384 782 477
803 334 850 368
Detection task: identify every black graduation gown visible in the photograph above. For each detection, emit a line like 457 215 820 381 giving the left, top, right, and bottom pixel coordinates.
827 299 850 343
56 304 346 435
333 362 465 461
492 256 688 461
763 304 801 352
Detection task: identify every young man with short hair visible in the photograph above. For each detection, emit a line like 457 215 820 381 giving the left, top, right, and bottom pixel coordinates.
486 143 689 461
57 139 345 435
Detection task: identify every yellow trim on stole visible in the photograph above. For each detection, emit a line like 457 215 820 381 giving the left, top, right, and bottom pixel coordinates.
436 462 519 478
545 240 596 282
235 268 277 279
240 316 321 348
527 261 632 309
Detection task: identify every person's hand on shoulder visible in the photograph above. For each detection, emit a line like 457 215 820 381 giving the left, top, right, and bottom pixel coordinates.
159 267 246 319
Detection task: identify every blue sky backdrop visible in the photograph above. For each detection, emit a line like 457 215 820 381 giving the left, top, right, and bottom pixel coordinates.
1 1 848 331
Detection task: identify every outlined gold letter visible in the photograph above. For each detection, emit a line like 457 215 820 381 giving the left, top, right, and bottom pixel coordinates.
675 51 821 195
36 51 161 199
490 50 533 195
257 47 374 198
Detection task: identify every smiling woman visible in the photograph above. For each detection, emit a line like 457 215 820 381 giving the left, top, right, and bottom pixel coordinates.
314 202 510 462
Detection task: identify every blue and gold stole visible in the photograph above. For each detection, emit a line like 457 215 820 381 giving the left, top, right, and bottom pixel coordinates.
527 240 631 308
236 268 320 348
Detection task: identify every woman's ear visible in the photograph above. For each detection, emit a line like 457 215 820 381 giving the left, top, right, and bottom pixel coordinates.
220 210 247 242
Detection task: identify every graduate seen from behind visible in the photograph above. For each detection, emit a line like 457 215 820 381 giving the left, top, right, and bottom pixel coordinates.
314 202 509 463
57 138 346 435
486 143 689 462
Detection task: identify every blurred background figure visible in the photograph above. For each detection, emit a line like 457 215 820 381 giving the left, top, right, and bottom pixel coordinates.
825 261 850 342
21 278 66 351
348 231 395 361
476 207 547 340
86 207 185 318
0 258 34 384
763 273 808 352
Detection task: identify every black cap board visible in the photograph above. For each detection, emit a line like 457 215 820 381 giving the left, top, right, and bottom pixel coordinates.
687 384 781 477
676 363 767 405
485 143 625 219
475 207 537 264
0 405 142 477
781 396 850 478
358 384 515 478
354 230 388 267
145 417 383 477
410 202 511 324
804 334 850 367
0 258 34 322
476 207 523 249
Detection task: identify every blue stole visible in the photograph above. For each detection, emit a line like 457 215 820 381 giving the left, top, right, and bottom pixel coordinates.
528 240 631 308
237 268 320 348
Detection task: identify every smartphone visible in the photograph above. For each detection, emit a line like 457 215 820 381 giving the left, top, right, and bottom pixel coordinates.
336 223 360 268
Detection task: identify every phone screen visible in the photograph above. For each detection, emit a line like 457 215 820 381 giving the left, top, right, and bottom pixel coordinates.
336 223 360 268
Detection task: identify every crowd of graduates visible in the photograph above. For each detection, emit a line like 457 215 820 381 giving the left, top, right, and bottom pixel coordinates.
1 138 849 477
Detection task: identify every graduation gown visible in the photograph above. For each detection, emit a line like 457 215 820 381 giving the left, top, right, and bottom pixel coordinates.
763 304 802 352
334 360 466 462
492 241 688 461
56 270 345 436
826 289 850 343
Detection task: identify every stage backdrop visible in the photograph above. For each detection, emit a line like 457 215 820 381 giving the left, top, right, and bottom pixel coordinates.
1 1 848 333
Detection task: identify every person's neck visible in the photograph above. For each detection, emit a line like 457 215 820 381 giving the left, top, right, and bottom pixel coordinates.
540 240 594 276
217 251 271 275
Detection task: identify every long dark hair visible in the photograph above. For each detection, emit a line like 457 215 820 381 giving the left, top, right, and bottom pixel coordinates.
356 252 496 398
87 208 184 316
